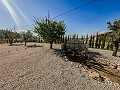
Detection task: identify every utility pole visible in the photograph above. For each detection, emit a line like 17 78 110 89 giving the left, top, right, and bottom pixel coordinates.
48 9 50 20
14 26 16 32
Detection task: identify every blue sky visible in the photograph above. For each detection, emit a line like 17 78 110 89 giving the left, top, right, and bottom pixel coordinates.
0 0 120 35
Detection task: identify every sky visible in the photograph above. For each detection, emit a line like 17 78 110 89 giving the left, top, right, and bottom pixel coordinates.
0 0 120 35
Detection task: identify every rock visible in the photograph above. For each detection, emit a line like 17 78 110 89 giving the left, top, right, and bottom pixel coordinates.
65 58 68 62
76 64 79 68
65 59 68 61
79 64 83 67
104 77 111 84
64 56 67 59
99 60 109 66
113 83 120 87
117 65 120 70
109 64 117 69
89 71 100 79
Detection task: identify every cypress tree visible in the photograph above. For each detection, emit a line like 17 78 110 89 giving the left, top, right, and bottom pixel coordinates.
70 34 71 40
91 35 94 48
65 35 67 43
67 34 70 41
95 32 99 48
76 34 79 39
98 36 101 49
89 35 92 47
101 34 106 49
73 33 76 39
81 35 84 44
109 35 114 50
85 34 88 44
62 35 64 43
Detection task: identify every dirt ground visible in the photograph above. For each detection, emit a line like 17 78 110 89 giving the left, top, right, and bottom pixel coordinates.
0 43 120 90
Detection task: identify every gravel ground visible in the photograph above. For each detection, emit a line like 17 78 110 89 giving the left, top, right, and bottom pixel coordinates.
0 43 120 90
88 48 120 64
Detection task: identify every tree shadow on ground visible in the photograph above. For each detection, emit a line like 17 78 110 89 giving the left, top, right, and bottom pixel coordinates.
9 43 24 46
53 48 120 79
27 44 44 48
8 43 44 48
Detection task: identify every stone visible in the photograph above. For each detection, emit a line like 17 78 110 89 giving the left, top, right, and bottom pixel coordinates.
109 64 117 69
65 58 68 62
79 64 83 67
117 66 120 70
104 77 111 84
76 64 79 68
113 83 120 87
89 71 100 79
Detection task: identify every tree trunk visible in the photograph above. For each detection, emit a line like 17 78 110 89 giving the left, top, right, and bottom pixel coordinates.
50 42 53 49
9 39 13 46
112 42 119 56
25 41 27 46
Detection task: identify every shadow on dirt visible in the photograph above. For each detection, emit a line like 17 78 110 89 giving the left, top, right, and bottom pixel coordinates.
27 44 43 48
9 43 24 46
9 43 44 48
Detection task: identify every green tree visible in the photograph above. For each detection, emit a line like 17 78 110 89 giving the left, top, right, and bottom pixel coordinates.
21 30 32 46
101 34 107 49
98 35 101 49
91 35 94 48
67 34 70 41
89 35 92 47
34 18 66 49
107 20 120 56
76 34 79 39
95 32 99 48
85 34 88 44
14 32 22 43
62 35 65 43
73 33 76 39
70 34 71 40
3 29 15 45
65 35 67 43
109 33 114 50
81 35 84 44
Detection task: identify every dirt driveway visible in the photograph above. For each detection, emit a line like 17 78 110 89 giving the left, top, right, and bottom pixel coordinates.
0 43 119 90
